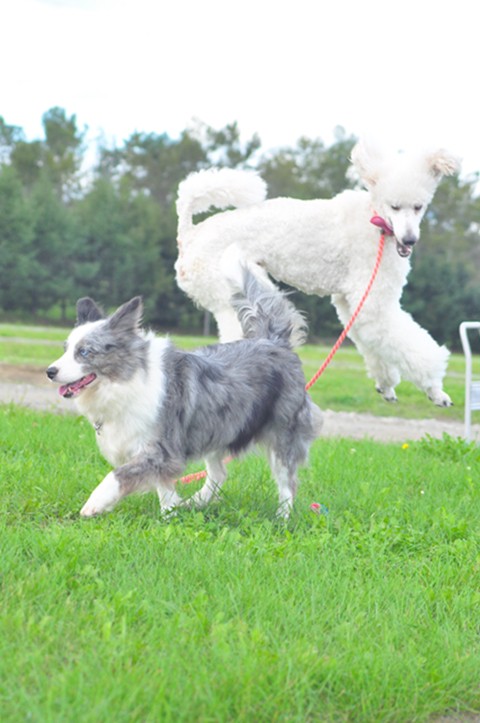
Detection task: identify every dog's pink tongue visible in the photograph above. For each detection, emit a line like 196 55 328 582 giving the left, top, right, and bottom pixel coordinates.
59 373 96 398
59 383 75 398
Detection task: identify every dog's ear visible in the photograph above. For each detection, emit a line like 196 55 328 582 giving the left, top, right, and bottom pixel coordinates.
107 296 143 333
76 297 104 325
426 149 461 179
350 139 382 189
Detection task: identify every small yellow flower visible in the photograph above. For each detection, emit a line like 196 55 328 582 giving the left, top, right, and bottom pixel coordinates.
402 443 409 450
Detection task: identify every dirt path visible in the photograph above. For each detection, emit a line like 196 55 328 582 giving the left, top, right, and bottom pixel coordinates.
1 363 478 443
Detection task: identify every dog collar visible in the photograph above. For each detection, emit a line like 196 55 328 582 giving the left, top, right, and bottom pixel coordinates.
370 214 394 236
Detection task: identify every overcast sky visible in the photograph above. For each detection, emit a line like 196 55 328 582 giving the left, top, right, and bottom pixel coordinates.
3 0 479 178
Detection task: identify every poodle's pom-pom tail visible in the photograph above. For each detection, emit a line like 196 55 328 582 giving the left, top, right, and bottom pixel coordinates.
221 244 307 349
176 168 267 237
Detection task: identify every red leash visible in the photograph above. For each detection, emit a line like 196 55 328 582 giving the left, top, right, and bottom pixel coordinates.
180 225 387 485
305 231 386 390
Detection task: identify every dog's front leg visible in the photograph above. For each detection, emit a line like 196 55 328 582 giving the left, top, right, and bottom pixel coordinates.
333 293 452 406
352 317 452 407
332 293 401 401
80 471 123 517
80 452 184 518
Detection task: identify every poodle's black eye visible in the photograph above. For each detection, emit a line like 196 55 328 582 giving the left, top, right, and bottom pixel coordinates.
390 204 400 211
414 204 423 212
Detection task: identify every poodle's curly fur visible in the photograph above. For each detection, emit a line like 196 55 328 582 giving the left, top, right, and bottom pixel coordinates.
175 140 460 406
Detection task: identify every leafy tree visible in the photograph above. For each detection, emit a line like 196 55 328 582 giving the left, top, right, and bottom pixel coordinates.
191 120 261 168
404 251 480 349
98 129 206 206
28 177 79 316
0 117 24 164
41 106 86 199
97 128 211 328
403 174 480 348
9 107 85 200
258 127 356 199
115 180 174 323
73 177 177 324
0 167 34 311
73 178 134 304
10 140 43 190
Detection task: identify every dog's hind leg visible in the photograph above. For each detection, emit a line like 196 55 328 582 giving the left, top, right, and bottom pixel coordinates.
156 483 185 514
331 292 402 398
268 450 298 519
189 453 228 508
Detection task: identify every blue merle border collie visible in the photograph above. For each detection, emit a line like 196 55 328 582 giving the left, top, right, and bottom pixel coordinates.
47 250 323 519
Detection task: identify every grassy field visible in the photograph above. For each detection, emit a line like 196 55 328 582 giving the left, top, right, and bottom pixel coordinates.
1 402 480 721
1 322 479 423
1 323 480 720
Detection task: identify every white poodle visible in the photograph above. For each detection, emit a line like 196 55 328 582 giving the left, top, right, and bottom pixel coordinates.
175 140 460 406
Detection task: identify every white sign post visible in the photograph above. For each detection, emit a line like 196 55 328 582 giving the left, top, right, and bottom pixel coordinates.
459 321 480 441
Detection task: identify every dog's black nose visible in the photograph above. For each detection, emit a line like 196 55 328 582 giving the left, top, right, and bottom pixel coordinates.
46 366 58 380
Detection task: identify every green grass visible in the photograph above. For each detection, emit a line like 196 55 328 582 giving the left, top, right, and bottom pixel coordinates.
1 405 480 721
0 323 71 341
1 323 479 423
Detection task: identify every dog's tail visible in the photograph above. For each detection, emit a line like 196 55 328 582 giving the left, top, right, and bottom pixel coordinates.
221 244 307 349
176 168 267 238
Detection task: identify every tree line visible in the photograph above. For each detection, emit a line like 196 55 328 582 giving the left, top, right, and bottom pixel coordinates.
0 107 479 349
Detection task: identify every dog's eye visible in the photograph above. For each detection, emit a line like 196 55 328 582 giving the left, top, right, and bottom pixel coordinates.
390 204 400 211
414 204 423 212
78 347 90 358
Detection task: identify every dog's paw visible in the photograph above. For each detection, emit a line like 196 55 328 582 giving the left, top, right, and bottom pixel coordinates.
180 496 195 510
160 505 179 518
80 501 103 518
427 388 453 407
376 385 398 403
189 491 209 508
80 472 120 518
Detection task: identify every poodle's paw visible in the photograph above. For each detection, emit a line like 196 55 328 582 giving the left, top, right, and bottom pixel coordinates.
376 385 398 403
427 388 453 407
